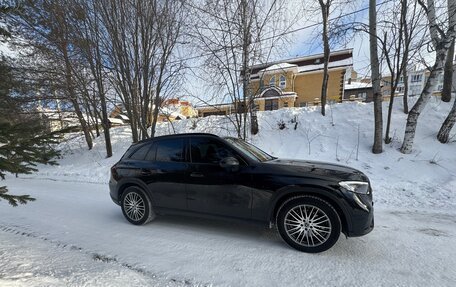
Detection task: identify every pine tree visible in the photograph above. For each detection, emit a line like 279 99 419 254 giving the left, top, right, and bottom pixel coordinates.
0 57 61 206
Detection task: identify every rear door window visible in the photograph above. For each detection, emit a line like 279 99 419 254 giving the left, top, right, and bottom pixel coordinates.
155 138 184 162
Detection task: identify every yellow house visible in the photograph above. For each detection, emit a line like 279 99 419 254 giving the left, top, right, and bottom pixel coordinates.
159 99 198 122
248 49 353 110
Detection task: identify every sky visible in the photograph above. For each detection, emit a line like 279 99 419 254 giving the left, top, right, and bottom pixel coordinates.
0 0 437 106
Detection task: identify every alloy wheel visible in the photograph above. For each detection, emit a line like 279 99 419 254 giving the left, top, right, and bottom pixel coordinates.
284 204 332 247
123 191 146 221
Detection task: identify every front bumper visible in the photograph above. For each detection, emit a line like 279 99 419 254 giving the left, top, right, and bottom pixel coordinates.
341 188 374 237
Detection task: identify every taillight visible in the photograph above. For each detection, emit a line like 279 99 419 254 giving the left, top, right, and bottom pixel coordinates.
111 164 120 181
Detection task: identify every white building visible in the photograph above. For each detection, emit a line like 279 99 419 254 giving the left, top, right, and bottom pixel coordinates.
387 69 441 97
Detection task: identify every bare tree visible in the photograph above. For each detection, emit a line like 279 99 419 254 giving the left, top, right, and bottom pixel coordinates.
369 0 383 154
97 0 186 142
190 0 288 139
9 0 94 150
70 0 113 157
378 0 424 143
303 0 359 116
318 0 330 116
400 0 456 154
401 0 410 114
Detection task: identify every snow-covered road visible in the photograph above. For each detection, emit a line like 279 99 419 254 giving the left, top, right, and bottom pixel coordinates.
1 178 455 287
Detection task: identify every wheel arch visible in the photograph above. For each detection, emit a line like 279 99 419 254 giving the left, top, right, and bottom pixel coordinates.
269 186 351 236
117 179 155 205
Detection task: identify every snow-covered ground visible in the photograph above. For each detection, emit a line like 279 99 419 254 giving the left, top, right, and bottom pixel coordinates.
1 98 456 286
1 178 456 286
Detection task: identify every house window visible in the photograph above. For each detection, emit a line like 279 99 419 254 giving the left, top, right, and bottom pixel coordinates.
283 102 288 107
410 85 422 96
358 92 367 100
265 99 278 110
299 102 307 107
269 76 276 87
411 74 422 83
279 75 286 89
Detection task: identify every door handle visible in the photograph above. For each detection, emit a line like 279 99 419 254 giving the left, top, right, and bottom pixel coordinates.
190 172 204 178
140 169 151 176
141 169 163 176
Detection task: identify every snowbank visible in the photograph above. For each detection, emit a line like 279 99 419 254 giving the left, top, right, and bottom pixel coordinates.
26 97 456 211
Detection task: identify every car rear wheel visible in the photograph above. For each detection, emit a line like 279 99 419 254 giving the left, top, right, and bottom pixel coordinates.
121 186 155 225
276 196 341 253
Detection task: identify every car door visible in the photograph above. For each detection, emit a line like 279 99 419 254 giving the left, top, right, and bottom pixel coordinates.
186 136 252 219
139 138 188 210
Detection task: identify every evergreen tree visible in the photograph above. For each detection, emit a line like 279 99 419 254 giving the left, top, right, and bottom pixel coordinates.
0 57 61 206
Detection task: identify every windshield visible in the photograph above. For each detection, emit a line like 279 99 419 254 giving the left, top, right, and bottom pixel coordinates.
224 137 275 162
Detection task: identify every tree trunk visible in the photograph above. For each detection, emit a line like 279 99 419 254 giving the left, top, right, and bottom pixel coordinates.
401 0 409 114
442 39 455 102
437 95 456 142
403 70 409 113
62 45 93 150
400 49 447 153
242 0 249 139
384 87 395 144
319 1 330 117
400 0 456 153
369 0 383 153
150 92 161 138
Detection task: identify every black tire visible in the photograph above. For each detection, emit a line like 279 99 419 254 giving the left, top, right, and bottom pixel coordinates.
276 196 341 253
120 186 156 225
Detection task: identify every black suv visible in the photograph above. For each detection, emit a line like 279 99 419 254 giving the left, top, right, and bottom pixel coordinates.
110 133 373 253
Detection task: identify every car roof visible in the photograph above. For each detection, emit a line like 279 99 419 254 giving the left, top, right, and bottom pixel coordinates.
136 133 220 144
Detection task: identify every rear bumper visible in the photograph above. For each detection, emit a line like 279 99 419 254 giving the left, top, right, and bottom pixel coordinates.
109 178 120 205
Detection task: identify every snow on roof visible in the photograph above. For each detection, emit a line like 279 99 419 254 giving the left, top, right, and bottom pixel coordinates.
116 114 130 120
297 58 352 73
254 92 298 101
247 49 353 78
160 106 186 119
345 81 372 90
260 63 298 73
196 103 234 109
36 107 79 121
108 117 124 124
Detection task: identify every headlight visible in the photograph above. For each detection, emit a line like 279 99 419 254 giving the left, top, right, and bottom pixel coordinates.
339 181 370 194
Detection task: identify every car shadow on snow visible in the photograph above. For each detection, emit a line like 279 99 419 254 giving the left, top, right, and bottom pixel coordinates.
107 209 377 256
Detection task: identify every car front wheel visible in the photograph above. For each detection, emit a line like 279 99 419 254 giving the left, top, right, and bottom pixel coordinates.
121 186 155 225
276 196 341 253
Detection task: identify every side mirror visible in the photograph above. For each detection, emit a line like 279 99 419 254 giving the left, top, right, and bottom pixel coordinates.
220 157 239 172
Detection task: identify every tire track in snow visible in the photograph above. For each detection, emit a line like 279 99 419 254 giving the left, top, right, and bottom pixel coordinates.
0 224 211 287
